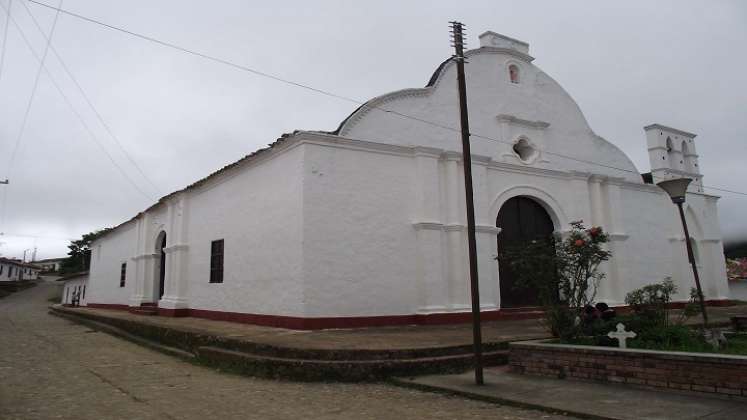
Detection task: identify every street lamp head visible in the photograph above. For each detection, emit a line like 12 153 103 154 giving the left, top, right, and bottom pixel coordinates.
657 178 692 204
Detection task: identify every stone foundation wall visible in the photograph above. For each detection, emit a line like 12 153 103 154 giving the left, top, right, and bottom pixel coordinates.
509 341 747 399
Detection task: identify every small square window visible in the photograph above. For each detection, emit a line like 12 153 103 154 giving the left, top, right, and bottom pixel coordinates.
210 239 224 284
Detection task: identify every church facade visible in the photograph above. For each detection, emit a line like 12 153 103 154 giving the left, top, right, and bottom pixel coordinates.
86 31 730 329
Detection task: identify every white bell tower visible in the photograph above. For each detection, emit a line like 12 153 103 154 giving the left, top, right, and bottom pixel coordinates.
644 123 703 193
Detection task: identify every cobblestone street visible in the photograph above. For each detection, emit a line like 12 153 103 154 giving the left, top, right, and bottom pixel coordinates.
0 282 574 420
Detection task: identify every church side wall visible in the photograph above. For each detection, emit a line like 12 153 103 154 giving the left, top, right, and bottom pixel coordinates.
88 223 138 306
184 144 305 317
301 143 419 318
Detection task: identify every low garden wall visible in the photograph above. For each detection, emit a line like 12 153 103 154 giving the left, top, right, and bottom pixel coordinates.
509 340 747 399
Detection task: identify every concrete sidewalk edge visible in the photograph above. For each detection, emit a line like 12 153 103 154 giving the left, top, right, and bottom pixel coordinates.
390 377 612 420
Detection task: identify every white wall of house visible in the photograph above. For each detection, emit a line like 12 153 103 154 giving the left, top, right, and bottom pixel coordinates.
0 262 16 281
0 262 39 281
61 277 88 306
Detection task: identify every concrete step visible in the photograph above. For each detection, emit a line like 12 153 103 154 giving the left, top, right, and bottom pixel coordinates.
196 345 508 382
49 305 513 381
129 307 158 316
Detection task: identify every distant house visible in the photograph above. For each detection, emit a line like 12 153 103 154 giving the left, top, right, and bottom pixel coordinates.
0 258 41 281
32 257 66 273
59 272 88 306
727 258 747 281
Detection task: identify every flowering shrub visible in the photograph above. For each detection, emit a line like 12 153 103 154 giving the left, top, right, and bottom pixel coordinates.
556 221 611 311
497 221 611 340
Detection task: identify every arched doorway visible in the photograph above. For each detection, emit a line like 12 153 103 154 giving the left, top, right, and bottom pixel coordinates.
496 196 555 308
156 232 167 300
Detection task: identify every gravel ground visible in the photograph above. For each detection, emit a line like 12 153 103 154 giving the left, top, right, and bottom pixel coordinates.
0 282 576 420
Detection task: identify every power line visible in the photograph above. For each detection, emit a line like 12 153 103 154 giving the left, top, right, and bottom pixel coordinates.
0 1 156 203
4 0 60 173
18 0 161 197
0 0 11 83
1 0 61 234
0 232 75 241
23 0 747 198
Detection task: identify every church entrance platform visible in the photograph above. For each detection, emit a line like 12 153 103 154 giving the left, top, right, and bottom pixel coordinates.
49 304 747 381
50 304 549 381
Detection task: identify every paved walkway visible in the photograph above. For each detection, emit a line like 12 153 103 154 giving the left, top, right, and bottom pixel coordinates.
396 367 747 420
57 301 746 352
0 282 575 419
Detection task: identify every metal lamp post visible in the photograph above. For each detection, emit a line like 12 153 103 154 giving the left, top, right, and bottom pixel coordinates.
656 177 708 327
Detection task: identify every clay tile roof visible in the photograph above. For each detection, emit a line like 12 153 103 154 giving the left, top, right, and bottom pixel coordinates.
94 132 298 241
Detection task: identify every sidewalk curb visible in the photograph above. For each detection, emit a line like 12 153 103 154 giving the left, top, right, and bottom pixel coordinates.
50 309 195 361
389 377 614 420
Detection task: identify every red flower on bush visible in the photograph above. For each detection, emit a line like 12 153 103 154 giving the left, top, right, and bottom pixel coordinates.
574 239 585 247
588 227 602 237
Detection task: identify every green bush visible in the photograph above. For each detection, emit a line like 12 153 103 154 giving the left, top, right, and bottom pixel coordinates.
630 324 709 352
543 306 578 341
624 279 677 326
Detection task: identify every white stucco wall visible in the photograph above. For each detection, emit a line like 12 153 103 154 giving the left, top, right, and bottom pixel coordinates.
184 143 305 315
0 262 38 281
298 133 728 317
0 262 17 281
339 47 641 184
301 140 419 317
61 277 89 306
88 222 137 305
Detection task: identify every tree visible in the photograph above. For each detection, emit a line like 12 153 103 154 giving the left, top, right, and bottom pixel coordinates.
59 228 111 274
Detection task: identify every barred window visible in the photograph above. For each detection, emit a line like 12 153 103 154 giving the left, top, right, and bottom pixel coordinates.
120 262 126 287
210 239 224 284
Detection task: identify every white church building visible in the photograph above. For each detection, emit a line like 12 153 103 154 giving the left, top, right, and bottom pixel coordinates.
86 31 730 329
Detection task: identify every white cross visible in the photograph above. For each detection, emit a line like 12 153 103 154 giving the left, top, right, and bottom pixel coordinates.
607 323 636 349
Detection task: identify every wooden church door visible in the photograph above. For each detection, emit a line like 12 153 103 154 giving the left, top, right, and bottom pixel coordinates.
496 196 555 308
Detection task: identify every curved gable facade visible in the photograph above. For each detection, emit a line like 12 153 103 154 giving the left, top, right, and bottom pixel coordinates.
337 34 640 183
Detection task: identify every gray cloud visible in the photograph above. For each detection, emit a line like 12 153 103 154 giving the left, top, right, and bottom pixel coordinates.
1 0 745 259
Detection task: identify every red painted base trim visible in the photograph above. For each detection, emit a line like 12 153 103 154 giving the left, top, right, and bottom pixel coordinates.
82 299 732 330
614 299 732 314
158 308 190 317
87 303 129 311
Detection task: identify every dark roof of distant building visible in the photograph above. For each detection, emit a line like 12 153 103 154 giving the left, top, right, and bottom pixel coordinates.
32 257 66 263
0 257 42 269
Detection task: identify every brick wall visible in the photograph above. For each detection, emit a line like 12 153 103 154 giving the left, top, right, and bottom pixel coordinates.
509 341 747 399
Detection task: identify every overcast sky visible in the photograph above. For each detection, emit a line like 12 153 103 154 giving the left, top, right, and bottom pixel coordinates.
0 0 745 260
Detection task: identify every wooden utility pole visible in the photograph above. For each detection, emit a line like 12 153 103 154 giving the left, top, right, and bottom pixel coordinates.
450 21 484 385
676 201 709 327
